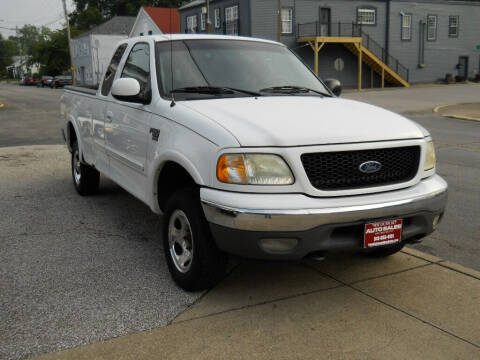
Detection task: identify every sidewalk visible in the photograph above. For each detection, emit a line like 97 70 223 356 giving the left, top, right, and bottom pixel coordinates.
434 102 480 121
34 248 480 359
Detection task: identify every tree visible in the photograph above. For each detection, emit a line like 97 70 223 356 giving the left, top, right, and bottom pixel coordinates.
69 6 104 31
30 28 80 76
70 0 183 31
0 34 19 77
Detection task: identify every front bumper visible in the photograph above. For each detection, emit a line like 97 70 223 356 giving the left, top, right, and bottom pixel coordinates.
201 175 448 259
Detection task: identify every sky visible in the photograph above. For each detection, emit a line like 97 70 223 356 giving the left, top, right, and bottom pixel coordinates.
0 0 75 38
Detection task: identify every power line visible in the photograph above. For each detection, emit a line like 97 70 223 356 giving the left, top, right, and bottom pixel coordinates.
0 13 64 34
40 15 64 27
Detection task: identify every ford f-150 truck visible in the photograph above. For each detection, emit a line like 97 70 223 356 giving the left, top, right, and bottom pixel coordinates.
61 35 447 291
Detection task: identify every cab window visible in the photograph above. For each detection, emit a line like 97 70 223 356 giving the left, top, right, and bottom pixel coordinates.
121 42 151 99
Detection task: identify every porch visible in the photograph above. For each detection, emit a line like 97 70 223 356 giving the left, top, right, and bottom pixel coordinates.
296 22 410 89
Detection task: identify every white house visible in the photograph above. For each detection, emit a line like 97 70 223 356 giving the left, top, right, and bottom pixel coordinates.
129 7 180 37
72 16 135 86
8 56 40 78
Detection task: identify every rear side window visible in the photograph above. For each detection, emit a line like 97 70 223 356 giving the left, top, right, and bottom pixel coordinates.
121 42 151 98
101 44 128 96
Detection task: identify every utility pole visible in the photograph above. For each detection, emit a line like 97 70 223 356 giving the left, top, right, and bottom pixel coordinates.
17 25 24 78
61 0 76 85
277 0 282 42
206 0 211 33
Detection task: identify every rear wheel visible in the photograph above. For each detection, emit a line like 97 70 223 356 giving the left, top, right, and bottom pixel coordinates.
163 188 227 291
71 141 100 196
364 242 405 257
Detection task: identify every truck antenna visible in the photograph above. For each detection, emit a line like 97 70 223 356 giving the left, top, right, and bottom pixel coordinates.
169 8 176 108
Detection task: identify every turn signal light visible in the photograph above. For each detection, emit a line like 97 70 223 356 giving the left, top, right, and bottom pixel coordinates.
217 154 294 185
217 154 247 184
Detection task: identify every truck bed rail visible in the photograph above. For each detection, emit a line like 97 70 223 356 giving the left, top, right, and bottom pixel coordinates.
64 86 98 96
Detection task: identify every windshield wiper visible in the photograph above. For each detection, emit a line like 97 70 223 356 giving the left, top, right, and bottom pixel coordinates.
259 86 329 97
171 86 261 97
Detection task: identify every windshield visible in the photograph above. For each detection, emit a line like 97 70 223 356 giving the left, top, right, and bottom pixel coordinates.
155 39 330 99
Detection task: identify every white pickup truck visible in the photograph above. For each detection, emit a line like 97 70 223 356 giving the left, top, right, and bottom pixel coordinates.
61 34 447 291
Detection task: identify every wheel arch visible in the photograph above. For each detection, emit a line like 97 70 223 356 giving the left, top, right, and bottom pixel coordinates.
66 118 81 154
152 153 205 213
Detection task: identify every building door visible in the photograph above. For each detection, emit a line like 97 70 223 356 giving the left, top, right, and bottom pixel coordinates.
80 66 86 84
458 56 469 79
319 8 331 36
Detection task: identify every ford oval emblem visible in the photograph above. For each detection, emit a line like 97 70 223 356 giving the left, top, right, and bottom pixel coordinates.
359 161 382 174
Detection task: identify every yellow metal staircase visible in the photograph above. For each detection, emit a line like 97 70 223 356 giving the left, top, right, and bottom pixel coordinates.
343 42 410 88
296 22 410 89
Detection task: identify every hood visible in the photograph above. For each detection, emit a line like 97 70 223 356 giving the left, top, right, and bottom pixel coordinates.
180 96 426 147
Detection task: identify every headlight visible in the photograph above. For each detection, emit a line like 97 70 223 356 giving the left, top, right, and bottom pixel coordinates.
217 154 294 185
424 141 436 170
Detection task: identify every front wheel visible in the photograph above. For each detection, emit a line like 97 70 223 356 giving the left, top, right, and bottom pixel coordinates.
163 188 227 291
71 141 100 196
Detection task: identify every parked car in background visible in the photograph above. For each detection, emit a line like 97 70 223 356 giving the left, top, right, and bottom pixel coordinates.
37 76 53 88
51 76 72 88
20 76 38 86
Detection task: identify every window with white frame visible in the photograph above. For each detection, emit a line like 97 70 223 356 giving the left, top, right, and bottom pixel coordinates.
427 15 437 41
357 8 375 25
281 8 293 34
225 5 239 35
187 15 197 33
448 15 459 37
401 13 412 40
215 8 220 28
200 13 206 31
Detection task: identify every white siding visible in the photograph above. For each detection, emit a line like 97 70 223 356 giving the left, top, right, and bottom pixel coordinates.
130 8 163 37
73 35 128 86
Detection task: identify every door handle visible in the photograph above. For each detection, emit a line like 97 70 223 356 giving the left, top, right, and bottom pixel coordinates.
105 111 113 122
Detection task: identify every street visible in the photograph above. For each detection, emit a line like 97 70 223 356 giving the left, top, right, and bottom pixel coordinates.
0 85 63 147
0 83 479 359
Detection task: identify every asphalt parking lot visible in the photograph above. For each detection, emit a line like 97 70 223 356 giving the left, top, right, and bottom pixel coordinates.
1 83 479 359
0 85 63 147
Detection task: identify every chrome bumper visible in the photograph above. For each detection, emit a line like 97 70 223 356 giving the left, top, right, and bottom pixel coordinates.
201 175 448 232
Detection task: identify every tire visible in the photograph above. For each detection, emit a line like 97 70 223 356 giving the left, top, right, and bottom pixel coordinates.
163 188 227 291
71 141 100 196
364 242 405 258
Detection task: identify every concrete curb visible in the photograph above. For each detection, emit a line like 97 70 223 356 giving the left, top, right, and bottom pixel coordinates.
433 103 480 122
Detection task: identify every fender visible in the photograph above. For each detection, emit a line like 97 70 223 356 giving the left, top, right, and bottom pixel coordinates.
66 115 83 158
148 149 205 214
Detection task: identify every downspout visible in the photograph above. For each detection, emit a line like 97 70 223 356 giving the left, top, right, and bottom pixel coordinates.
247 0 252 36
385 0 390 65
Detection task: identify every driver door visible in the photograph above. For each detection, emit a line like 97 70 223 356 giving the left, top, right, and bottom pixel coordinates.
104 42 153 198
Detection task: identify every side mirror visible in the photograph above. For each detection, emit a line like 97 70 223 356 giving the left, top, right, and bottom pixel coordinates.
111 78 148 103
324 78 342 97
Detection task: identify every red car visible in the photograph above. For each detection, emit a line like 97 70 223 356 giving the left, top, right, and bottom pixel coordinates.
21 77 38 86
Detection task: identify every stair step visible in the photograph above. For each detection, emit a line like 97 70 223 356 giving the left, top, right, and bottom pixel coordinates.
341 43 408 87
